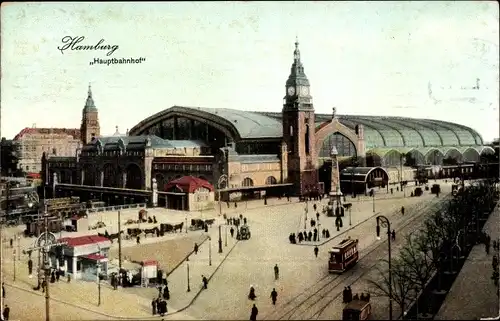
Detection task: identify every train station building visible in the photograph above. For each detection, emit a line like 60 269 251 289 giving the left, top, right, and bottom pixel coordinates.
42 40 496 200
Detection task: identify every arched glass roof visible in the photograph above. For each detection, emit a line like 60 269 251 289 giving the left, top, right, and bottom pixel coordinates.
130 107 486 150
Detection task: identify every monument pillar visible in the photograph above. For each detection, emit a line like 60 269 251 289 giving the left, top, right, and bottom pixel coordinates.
329 146 343 208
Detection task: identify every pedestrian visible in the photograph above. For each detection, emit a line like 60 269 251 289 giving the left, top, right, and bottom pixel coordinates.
270 288 278 305
313 204 317 211
3 304 10 321
391 230 396 241
347 286 353 302
353 293 359 301
163 285 170 300
244 217 247 225
314 246 319 258
230 227 234 238
56 269 60 282
325 230 330 238
401 206 405 215
28 259 33 277
486 241 491 255
248 286 256 300
316 212 320 221
342 287 347 303
308 231 312 242
202 275 208 289
9 238 13 248
136 236 141 244
235 202 238 208
194 243 199 254
250 304 258 321
152 298 157 315
274 264 279 280
67 274 71 283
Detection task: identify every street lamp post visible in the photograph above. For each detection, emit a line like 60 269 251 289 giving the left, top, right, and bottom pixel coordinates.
186 262 191 292
218 225 223 253
376 215 393 321
372 191 375 213
17 235 21 260
217 174 228 216
13 249 16 282
304 200 308 230
208 237 212 266
400 154 406 197
225 225 227 247
185 215 188 233
96 244 102 306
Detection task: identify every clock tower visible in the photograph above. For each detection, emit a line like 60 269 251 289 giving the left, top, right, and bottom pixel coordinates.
80 84 101 144
282 38 318 195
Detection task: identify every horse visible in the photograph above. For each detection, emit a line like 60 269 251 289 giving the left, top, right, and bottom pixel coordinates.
107 231 124 243
127 228 143 238
143 227 159 238
160 224 174 234
173 222 184 233
204 219 215 227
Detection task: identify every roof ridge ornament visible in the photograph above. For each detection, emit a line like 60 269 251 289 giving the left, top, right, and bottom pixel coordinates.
332 107 337 121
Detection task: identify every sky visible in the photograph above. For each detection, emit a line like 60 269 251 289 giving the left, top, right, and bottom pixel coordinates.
1 1 499 142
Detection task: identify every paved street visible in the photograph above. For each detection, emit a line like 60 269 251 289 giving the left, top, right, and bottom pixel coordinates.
0 181 456 320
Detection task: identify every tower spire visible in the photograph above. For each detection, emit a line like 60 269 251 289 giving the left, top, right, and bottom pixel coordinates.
294 36 300 62
84 83 97 111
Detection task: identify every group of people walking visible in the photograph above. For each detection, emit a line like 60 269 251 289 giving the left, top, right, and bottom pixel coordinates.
151 284 170 316
343 286 371 304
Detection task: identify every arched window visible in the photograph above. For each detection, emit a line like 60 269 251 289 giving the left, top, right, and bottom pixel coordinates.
265 176 277 185
242 177 254 187
320 132 357 158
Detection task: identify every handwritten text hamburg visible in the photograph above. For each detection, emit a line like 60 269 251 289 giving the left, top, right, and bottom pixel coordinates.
58 36 119 56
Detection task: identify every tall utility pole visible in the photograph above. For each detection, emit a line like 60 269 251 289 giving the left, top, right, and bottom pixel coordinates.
117 210 122 276
25 208 67 321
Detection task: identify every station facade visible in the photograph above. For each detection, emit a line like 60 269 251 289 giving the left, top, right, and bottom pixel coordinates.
43 40 495 197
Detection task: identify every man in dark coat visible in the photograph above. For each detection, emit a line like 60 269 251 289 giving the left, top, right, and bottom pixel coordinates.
202 275 208 289
152 298 157 315
391 230 396 241
163 285 170 300
250 304 258 321
270 288 278 305
230 227 235 238
342 287 347 303
3 304 10 321
274 264 279 280
28 259 33 276
308 231 312 241
194 243 199 254
314 246 319 258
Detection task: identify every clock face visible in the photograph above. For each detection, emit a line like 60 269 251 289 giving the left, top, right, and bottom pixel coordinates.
287 86 295 96
301 86 309 95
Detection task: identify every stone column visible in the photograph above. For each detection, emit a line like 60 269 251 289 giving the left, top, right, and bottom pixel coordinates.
152 178 158 207
80 169 85 185
122 172 127 188
100 171 104 187
72 256 77 275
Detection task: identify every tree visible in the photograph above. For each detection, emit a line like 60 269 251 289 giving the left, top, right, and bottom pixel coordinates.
367 257 416 318
399 233 434 290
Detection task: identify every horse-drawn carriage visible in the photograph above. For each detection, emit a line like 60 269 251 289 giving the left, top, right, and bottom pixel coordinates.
189 218 216 231
236 225 251 240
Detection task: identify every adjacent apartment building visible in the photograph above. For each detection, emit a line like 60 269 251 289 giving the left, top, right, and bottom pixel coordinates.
11 84 100 174
12 127 81 173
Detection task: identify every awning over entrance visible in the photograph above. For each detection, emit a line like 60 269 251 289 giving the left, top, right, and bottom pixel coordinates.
84 254 107 261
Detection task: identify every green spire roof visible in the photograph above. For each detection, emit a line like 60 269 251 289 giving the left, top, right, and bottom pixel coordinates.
84 83 98 112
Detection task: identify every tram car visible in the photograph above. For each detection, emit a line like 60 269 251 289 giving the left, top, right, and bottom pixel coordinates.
328 238 359 273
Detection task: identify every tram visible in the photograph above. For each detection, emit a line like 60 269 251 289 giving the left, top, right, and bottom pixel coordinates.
328 238 359 273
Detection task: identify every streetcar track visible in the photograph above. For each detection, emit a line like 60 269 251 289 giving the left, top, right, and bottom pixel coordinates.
264 195 451 321
308 197 451 321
